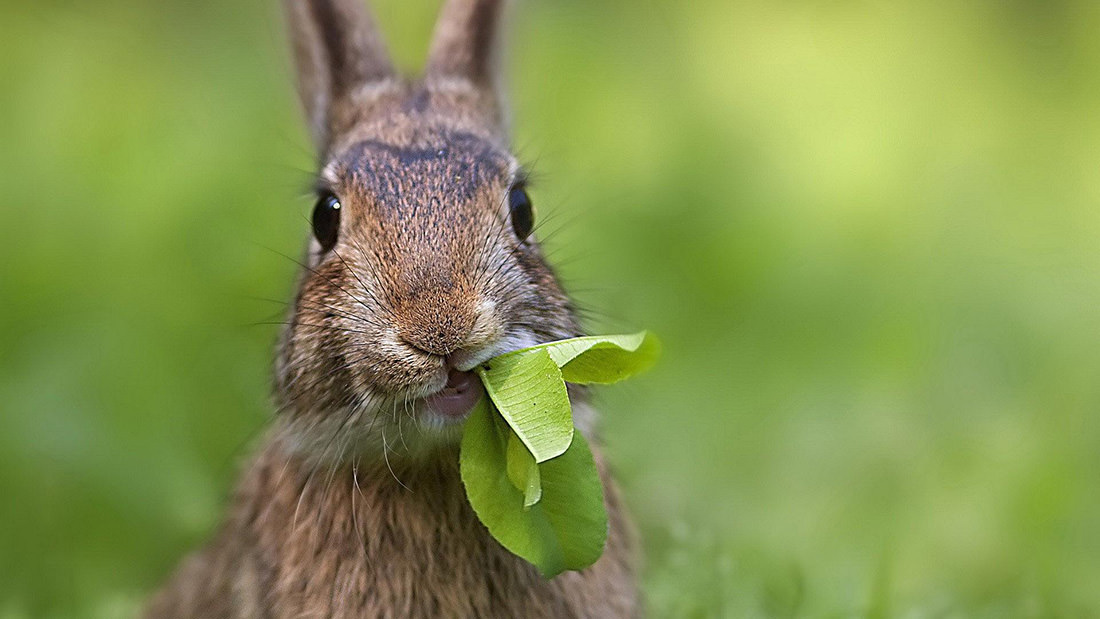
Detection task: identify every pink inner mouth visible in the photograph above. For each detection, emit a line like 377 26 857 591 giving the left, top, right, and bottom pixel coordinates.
424 369 484 419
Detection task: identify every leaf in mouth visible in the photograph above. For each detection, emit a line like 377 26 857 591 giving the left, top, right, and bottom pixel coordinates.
458 331 659 578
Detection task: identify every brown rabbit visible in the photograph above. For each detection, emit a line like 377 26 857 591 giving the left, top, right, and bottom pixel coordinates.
144 0 639 616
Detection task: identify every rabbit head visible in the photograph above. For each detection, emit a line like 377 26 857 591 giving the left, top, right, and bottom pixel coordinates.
275 0 581 463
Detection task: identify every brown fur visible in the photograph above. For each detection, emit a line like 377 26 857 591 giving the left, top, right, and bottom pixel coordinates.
146 1 639 616
144 428 636 618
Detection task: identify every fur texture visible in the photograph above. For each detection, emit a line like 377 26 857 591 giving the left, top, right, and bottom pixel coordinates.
144 419 637 618
146 1 639 616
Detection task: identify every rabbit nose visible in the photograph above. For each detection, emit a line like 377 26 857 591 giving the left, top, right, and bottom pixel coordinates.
394 290 478 357
400 318 472 357
391 265 485 356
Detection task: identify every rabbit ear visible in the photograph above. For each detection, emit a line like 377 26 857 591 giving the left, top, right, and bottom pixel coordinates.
425 0 508 98
284 0 395 151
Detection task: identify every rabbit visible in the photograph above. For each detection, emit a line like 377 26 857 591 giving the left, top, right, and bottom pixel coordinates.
143 0 639 617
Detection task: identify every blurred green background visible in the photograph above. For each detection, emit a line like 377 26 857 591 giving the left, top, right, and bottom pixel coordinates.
3 0 1100 616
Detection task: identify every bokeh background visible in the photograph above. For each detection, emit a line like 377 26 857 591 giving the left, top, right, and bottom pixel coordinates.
3 0 1100 616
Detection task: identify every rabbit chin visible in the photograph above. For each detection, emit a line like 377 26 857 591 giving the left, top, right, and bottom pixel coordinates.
274 394 469 467
275 394 599 469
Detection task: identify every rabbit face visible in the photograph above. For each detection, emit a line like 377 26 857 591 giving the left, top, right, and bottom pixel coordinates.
274 91 579 461
274 0 583 462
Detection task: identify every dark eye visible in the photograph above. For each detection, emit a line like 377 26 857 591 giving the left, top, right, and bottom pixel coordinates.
312 192 341 253
508 185 534 241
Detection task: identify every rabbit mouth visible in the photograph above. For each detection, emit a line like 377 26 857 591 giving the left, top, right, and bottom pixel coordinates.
422 368 484 421
413 330 543 427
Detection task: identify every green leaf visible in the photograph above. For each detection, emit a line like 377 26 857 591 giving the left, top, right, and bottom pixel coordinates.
460 331 657 576
506 430 542 508
460 400 608 578
495 331 661 385
476 348 573 463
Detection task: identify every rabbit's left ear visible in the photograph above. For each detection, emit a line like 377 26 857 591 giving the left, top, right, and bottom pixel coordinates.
425 0 511 126
284 0 395 153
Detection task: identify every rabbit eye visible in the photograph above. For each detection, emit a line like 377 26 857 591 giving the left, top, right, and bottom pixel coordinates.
508 185 534 241
311 192 341 253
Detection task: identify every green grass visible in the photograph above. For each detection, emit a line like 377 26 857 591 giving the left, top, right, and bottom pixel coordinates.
2 0 1100 616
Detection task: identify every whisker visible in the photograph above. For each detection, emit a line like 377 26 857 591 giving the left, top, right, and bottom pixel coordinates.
380 428 410 491
252 321 374 337
258 245 378 318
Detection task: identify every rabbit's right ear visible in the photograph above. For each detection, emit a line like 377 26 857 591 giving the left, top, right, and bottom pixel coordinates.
284 0 395 153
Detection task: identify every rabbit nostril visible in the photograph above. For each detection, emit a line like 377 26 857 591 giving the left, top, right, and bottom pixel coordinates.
395 297 482 356
395 297 497 360
400 324 468 357
401 336 448 358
